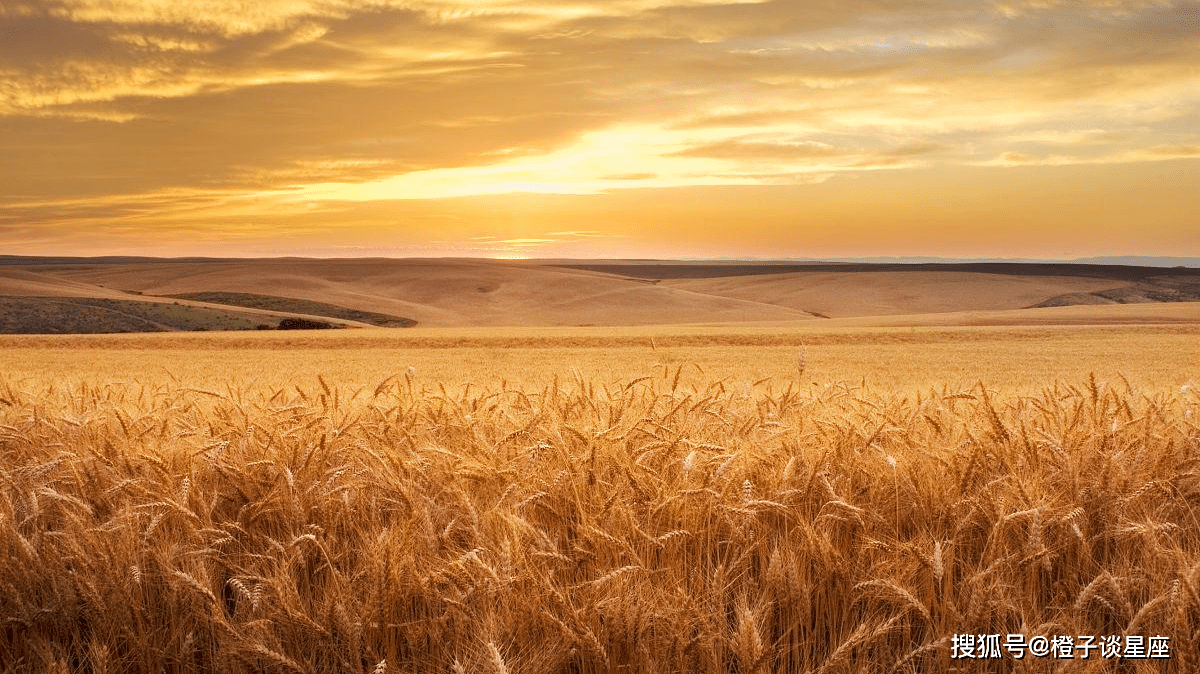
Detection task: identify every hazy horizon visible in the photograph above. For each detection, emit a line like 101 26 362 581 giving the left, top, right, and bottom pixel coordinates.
3 254 1200 268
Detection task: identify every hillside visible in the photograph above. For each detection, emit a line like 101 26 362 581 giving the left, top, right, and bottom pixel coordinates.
1 257 1198 332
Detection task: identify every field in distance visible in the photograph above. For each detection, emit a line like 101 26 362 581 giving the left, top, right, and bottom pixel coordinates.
2 257 1199 332
2 322 1195 393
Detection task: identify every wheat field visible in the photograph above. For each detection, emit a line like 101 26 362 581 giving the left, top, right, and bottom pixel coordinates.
2 328 1199 673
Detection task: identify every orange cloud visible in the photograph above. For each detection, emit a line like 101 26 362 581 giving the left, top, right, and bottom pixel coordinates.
1 0 1197 257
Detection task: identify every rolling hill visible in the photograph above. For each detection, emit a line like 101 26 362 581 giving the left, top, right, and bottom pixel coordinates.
1 257 1198 332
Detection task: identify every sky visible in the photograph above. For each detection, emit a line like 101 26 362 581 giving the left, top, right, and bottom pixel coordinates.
1 0 1198 259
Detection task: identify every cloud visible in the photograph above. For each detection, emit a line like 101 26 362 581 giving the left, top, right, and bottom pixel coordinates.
670 138 843 160
1 0 1198 255
1138 144 1200 158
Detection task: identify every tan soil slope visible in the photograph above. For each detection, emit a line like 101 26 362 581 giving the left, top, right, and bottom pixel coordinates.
0 268 131 299
32 259 815 327
664 271 1123 318
819 301 1200 327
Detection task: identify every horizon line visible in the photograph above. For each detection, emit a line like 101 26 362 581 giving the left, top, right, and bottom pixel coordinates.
2 254 1199 268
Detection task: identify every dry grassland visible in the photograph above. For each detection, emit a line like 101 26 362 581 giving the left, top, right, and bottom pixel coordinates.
0 324 1195 392
1 326 1198 673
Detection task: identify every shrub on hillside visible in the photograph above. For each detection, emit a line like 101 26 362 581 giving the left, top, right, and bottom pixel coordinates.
277 317 334 330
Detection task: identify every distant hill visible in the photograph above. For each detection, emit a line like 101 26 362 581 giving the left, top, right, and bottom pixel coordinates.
167 292 416 327
803 256 1200 267
0 297 271 334
536 256 1200 268
0 257 1197 332
1066 256 1200 268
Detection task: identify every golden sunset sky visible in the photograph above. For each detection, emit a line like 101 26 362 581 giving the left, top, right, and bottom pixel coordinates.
2 0 1198 258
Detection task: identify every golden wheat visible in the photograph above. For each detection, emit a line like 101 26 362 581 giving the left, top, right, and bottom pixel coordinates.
0 370 1197 673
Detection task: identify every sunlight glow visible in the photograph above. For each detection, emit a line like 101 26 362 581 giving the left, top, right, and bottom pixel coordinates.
2 0 1197 257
